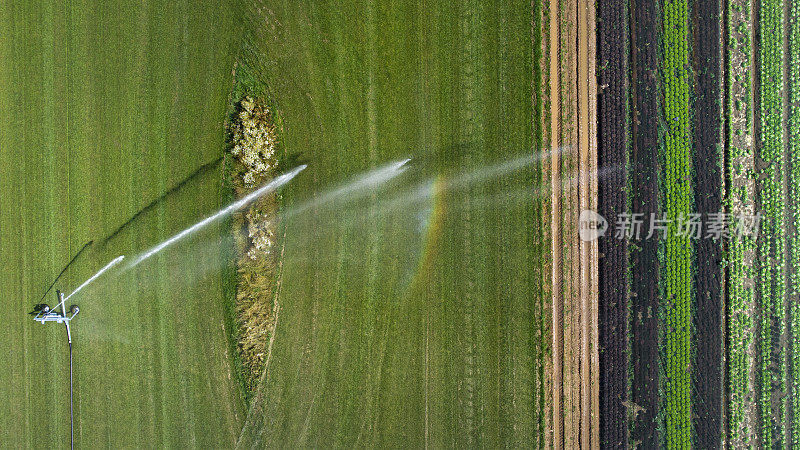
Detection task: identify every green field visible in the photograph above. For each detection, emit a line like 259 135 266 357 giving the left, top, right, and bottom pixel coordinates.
0 0 550 447
0 0 246 447
236 0 549 447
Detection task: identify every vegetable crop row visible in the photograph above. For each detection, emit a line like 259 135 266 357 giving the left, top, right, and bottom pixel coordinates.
660 0 694 446
726 0 755 446
789 0 800 445
758 0 786 446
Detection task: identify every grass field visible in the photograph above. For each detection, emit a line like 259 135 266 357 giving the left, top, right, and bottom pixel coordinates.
0 0 246 447
235 0 551 447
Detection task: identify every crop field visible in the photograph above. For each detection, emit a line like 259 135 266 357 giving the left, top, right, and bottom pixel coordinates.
597 0 800 447
233 0 562 447
11 0 800 448
757 1 787 446
726 0 758 446
791 1 800 446
660 0 695 444
0 0 246 447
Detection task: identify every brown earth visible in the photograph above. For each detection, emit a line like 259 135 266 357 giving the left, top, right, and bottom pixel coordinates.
548 0 563 446
691 0 724 446
597 0 630 446
577 0 599 447
629 0 661 446
538 0 555 446
549 0 599 447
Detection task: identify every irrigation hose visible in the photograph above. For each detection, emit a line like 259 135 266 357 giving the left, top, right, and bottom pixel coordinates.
69 340 74 450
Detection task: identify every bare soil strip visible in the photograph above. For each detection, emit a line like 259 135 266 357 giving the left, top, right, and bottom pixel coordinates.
629 0 661 446
539 0 555 446
577 0 599 447
549 0 598 447
691 0 725 446
597 0 630 446
549 0 564 446
561 0 580 444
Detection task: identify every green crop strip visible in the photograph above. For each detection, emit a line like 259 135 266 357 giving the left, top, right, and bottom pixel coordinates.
789 0 800 445
660 0 694 446
759 0 786 446
725 0 755 446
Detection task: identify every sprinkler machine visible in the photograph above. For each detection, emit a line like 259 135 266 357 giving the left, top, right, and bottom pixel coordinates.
31 290 79 343
29 246 124 450
30 290 79 450
30 289 80 450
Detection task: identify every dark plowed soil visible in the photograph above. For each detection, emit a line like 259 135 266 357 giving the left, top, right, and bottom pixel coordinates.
597 0 629 447
630 0 660 447
691 0 724 446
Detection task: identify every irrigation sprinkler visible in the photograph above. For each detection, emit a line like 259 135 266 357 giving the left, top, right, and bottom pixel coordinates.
29 255 123 450
32 290 79 342
30 290 78 450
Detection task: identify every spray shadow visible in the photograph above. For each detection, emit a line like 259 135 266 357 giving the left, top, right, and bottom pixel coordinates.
32 239 94 309
100 156 224 247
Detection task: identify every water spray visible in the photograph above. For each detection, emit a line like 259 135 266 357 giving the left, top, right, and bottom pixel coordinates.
274 149 568 235
315 153 620 237
282 159 410 219
64 255 125 302
128 164 307 268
